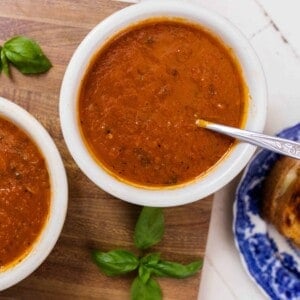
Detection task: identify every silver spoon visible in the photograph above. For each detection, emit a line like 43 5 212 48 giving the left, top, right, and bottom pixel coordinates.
195 119 300 160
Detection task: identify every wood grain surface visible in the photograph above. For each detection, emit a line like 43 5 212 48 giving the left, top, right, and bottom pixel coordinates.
0 1 212 299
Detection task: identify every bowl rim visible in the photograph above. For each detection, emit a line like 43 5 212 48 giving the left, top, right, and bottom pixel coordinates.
0 96 68 291
60 0 267 207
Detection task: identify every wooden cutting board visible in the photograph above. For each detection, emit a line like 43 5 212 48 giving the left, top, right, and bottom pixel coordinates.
0 1 212 299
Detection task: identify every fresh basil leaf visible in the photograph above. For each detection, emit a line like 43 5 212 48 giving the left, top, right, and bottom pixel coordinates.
139 264 151 284
131 277 162 300
1 48 10 76
134 207 164 250
92 249 139 276
3 36 52 74
140 253 202 279
148 260 202 279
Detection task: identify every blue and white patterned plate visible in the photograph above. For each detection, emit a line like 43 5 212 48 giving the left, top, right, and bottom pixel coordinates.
233 123 300 300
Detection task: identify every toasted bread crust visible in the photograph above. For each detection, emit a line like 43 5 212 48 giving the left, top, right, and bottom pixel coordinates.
262 157 300 246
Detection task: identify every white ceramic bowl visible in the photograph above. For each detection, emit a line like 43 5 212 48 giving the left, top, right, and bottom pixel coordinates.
60 0 267 207
0 97 68 290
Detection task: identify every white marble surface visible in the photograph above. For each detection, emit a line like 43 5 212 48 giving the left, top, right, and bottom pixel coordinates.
120 0 300 298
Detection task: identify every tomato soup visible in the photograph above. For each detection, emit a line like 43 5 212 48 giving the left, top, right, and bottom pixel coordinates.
0 117 50 270
78 20 247 186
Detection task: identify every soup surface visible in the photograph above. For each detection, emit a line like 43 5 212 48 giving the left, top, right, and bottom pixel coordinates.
0 117 50 270
79 20 247 186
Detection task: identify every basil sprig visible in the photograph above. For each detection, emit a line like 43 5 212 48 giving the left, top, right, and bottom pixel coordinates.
144 260 203 279
0 36 52 76
92 249 139 276
92 206 203 299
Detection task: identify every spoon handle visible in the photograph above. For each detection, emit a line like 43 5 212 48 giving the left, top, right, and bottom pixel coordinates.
199 121 300 159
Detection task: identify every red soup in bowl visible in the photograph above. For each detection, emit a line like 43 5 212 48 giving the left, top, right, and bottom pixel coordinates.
0 117 50 271
78 19 247 187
